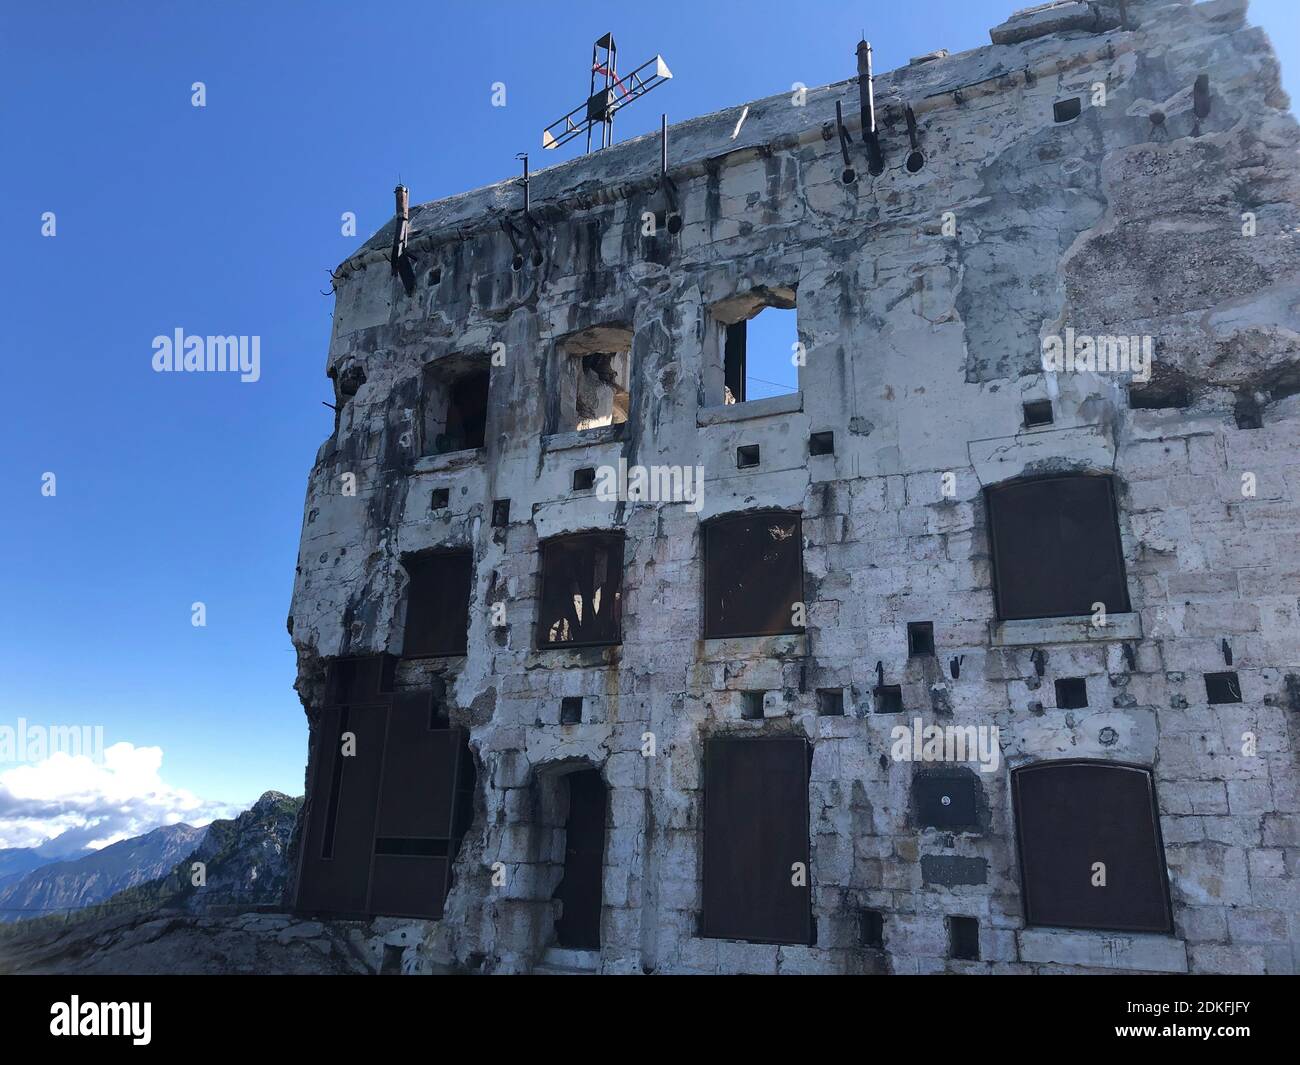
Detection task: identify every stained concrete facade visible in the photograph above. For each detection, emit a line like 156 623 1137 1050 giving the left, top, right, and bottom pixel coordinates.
288 0 1300 974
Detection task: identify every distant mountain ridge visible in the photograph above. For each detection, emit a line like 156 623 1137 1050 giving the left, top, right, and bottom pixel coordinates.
0 823 206 922
0 847 88 890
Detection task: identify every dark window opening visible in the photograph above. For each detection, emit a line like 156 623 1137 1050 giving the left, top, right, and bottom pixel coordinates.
557 325 633 433
573 466 596 491
1129 382 1192 410
874 685 903 714
986 475 1130 621
702 736 812 945
741 691 766 720
859 909 884 948
1204 671 1242 704
817 689 844 717
430 488 449 511
737 444 760 469
948 916 980 960
427 266 442 287
703 512 804 639
1053 97 1082 123
1055 677 1089 709
1022 399 1054 427
554 769 607 949
422 361 489 455
538 532 625 648
403 551 473 658
1013 761 1173 933
1234 394 1263 430
560 696 583 724
908 621 935 657
492 499 510 527
809 431 834 456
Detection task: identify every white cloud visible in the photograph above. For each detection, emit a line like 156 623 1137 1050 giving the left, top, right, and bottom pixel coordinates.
0 742 239 852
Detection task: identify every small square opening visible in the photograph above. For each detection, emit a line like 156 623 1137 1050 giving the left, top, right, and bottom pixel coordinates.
492 499 510 527
948 915 979 960
1204 671 1242 704
817 689 844 717
874 685 903 714
859 909 884 948
1022 399 1054 428
573 466 596 491
907 622 935 657
430 488 449 511
741 691 765 720
560 697 583 725
1053 97 1082 123
737 444 760 469
1054 677 1089 709
809 431 834 456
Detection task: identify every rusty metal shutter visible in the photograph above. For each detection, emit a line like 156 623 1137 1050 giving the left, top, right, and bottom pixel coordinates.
403 550 473 657
296 657 475 921
1013 761 1172 933
703 511 804 639
986 475 1130 621
702 736 812 945
537 532 625 648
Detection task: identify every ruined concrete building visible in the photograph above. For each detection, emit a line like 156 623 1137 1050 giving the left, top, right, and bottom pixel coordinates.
287 0 1300 974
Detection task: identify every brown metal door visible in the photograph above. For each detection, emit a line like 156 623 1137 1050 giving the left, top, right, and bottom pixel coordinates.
702 736 812 945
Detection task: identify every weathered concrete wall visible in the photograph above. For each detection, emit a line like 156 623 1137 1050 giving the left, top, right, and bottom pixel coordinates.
289 0 1300 974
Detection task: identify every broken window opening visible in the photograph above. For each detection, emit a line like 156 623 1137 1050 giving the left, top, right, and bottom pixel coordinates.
703 511 804 639
538 532 625 649
1012 761 1173 934
421 356 490 455
556 325 633 433
985 474 1130 622
708 288 798 406
402 550 473 657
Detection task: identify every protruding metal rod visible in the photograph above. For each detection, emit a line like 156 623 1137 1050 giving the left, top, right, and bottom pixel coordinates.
856 40 884 175
517 152 530 214
905 106 920 151
834 100 853 167
660 113 668 177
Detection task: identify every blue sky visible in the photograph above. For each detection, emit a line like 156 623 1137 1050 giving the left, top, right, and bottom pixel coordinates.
1 1 1296 846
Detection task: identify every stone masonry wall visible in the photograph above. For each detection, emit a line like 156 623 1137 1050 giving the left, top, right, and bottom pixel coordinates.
288 0 1300 974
